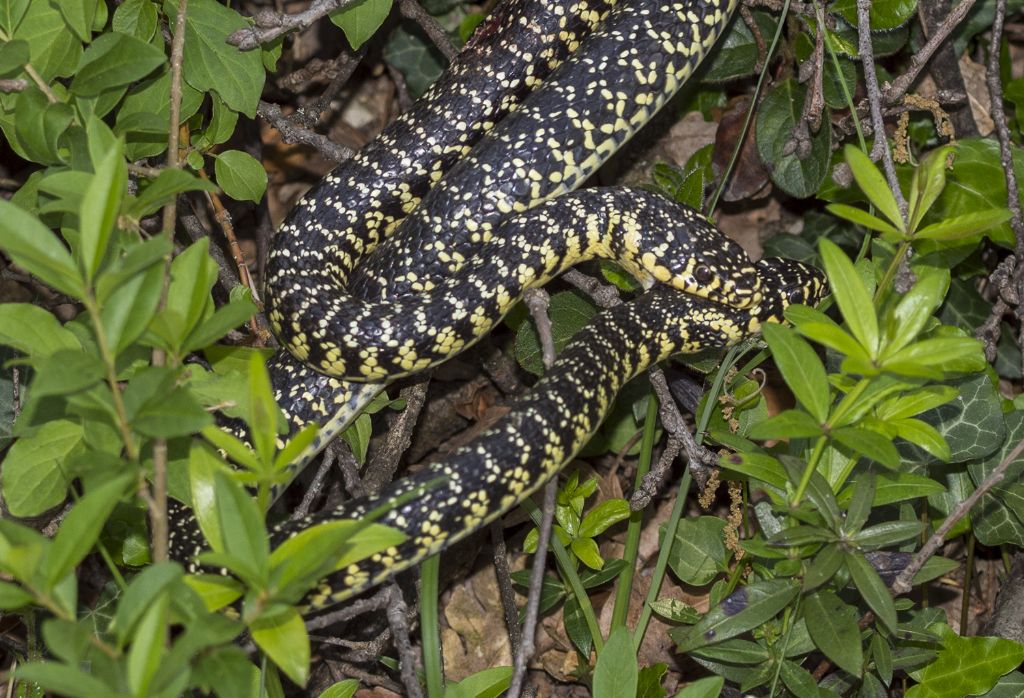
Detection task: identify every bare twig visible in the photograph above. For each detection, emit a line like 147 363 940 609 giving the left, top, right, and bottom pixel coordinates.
293 444 339 519
857 0 908 224
648 367 717 487
258 100 355 162
296 48 366 128
891 438 1024 595
384 585 425 698
918 0 978 138
631 437 683 511
507 480 557 698
0 78 27 93
524 288 556 369
364 376 431 494
490 522 523 652
880 0 978 106
149 0 190 566
228 0 366 50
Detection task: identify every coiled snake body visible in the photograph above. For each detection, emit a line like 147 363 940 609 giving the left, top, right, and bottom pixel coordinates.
171 0 829 606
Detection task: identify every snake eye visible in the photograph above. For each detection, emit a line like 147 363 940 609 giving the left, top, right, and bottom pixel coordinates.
787 287 804 304
693 264 714 284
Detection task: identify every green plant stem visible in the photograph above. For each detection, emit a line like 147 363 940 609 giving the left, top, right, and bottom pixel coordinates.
610 394 660 631
791 436 828 506
721 553 747 597
706 0 791 216
522 498 605 654
82 297 138 462
873 240 912 305
420 554 444 697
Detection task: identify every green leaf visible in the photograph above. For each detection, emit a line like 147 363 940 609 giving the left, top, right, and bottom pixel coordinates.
126 168 218 220
648 598 700 624
636 663 667 698
876 386 958 421
852 520 924 548
0 198 83 298
251 606 310 687
719 452 787 489
0 579 33 609
112 0 159 40
702 9 777 82
755 79 831 198
45 474 133 587
671 579 799 652
832 427 900 469
578 499 629 538
10 2 81 81
443 667 511 698
127 591 168 696
892 418 950 462
213 469 268 585
0 419 82 517
762 323 830 422
214 150 268 203
906 624 1024 698
0 38 29 77
56 0 97 41
830 0 918 30
176 0 264 117
883 271 949 357
844 550 897 633
844 472 875 535
673 676 725 698
826 203 902 237
30 349 105 397
838 472 946 507
915 209 1013 242
884 337 986 375
971 410 1024 546
110 562 183 647
803 543 844 591
320 679 360 698
0 303 80 356
820 237 879 356
668 516 726 586
746 409 823 440
843 143 904 230
329 0 393 50
78 139 127 280
71 31 166 96
572 536 604 570
15 662 114 698
593 627 637 698
907 145 953 232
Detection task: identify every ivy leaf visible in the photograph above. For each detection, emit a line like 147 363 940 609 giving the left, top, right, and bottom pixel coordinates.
906 624 1024 698
755 79 831 198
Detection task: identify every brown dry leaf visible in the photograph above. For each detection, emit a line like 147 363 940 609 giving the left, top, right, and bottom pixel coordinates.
917 55 994 136
441 566 514 681
715 197 784 260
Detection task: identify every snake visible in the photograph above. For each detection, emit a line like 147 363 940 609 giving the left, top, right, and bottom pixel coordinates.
170 0 829 604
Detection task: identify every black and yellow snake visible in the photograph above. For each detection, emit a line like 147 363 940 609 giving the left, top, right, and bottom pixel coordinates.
170 0 828 606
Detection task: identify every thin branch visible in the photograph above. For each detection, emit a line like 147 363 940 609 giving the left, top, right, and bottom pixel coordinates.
524 288 556 368
257 100 355 162
490 522 523 652
0 78 27 93
857 0 909 224
891 437 1024 595
507 480 557 698
228 0 366 50
880 0 979 105
384 585 425 698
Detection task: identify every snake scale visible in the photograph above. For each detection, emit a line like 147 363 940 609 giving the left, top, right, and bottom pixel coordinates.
169 0 828 608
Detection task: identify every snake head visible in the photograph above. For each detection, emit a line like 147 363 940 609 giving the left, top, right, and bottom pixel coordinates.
753 257 829 323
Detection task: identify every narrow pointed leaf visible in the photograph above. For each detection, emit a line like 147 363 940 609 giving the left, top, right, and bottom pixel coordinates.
820 238 879 357
762 323 830 423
